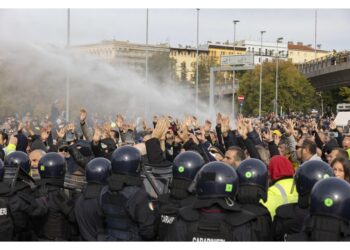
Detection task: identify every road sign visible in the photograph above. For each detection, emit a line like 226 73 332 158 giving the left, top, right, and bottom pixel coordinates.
238 95 245 103
221 54 254 66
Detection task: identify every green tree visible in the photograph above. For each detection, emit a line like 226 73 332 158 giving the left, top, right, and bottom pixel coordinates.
238 60 316 116
339 87 350 102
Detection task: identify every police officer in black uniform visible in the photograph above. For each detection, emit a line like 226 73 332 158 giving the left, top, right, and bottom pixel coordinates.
157 151 205 240
164 161 258 241
98 145 157 241
33 152 77 241
287 177 350 241
236 158 272 240
273 160 334 241
74 157 111 241
0 151 45 241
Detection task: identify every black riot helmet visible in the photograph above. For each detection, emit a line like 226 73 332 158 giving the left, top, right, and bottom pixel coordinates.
236 158 268 190
310 177 350 221
295 160 334 208
4 151 31 174
110 145 141 176
86 157 111 184
172 151 205 181
0 159 4 180
38 152 66 179
236 158 268 203
196 161 239 200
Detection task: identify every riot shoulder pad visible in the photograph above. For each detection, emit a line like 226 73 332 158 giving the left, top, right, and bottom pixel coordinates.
178 206 199 222
224 209 257 227
121 185 143 200
240 203 271 217
0 183 11 195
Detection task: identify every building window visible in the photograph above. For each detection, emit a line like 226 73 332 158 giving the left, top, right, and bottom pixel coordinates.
265 49 268 55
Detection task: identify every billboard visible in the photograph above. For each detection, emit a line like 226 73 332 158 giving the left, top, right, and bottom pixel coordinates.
221 54 254 66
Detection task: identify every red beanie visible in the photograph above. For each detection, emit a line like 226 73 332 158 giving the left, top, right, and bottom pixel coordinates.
268 155 294 181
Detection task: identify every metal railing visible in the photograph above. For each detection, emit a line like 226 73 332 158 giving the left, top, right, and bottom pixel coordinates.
298 51 350 75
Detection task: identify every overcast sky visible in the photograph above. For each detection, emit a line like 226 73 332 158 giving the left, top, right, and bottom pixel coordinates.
0 8 349 51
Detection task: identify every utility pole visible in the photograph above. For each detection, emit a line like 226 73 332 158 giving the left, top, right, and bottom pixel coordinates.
65 8 70 122
195 8 200 115
259 30 266 119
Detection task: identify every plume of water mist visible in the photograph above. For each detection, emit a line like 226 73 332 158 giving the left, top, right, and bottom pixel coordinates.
0 41 212 124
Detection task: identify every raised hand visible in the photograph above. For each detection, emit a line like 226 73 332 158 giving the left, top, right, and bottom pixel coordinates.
93 125 102 142
237 118 248 140
17 121 24 132
56 127 66 139
329 120 336 130
80 108 87 122
262 129 273 142
221 115 231 135
204 120 212 135
245 118 253 133
116 114 124 128
66 123 75 132
178 121 189 143
152 117 169 141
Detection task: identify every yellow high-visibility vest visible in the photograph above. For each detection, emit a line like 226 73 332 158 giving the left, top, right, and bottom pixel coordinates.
262 178 298 219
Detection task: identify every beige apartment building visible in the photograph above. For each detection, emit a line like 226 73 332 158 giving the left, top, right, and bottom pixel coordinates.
73 40 170 70
170 46 208 83
288 41 330 64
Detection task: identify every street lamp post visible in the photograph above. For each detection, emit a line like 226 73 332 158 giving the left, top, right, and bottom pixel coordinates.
275 37 283 116
145 8 149 117
195 8 200 115
314 10 317 60
146 8 149 85
317 92 323 116
66 8 70 122
232 20 239 117
259 30 266 119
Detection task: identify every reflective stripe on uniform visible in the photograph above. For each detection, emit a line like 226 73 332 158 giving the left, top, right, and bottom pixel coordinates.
274 183 288 204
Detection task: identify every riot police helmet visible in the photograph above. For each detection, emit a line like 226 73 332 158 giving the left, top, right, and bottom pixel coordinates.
38 152 66 179
173 151 205 181
295 160 334 196
236 158 268 190
310 177 350 221
86 157 111 184
110 145 141 176
196 161 239 199
4 151 31 174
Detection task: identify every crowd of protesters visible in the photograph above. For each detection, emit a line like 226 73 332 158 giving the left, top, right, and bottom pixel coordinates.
0 106 350 241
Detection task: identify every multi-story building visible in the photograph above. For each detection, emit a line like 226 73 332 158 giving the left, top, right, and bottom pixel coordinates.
235 40 289 64
72 40 170 71
287 41 330 64
200 42 246 65
170 46 208 84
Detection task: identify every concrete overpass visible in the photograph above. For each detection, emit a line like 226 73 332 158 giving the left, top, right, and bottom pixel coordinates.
298 51 350 90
